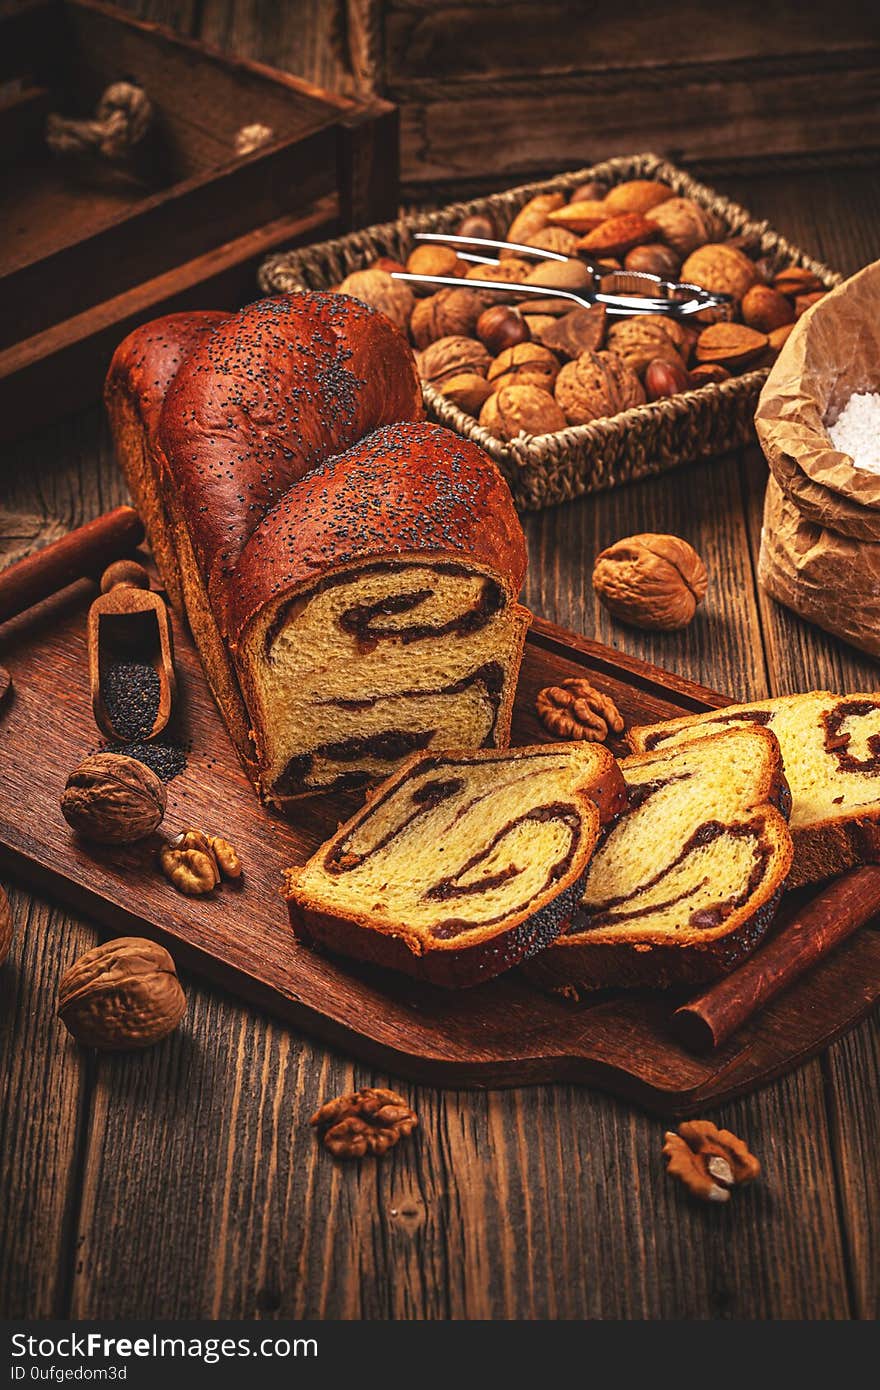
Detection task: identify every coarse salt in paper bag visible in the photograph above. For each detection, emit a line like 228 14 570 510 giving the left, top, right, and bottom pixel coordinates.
755 259 880 658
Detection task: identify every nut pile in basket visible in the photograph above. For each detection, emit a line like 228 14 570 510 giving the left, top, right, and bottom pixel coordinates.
334 178 827 443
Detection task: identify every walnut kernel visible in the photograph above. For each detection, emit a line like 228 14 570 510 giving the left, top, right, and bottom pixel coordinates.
536 679 625 742
663 1120 760 1203
311 1086 418 1159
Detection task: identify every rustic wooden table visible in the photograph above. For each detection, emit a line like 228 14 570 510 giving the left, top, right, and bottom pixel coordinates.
1 164 878 1321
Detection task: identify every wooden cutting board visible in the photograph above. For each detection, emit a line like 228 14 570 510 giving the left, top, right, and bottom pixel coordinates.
1 579 878 1116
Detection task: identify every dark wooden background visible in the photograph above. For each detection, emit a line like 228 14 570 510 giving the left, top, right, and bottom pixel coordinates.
1 0 879 1321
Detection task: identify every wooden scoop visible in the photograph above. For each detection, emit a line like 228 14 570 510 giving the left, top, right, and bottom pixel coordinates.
88 560 176 742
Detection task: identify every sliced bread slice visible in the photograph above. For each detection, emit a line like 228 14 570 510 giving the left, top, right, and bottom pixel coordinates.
527 725 793 990
628 692 880 887
285 742 626 988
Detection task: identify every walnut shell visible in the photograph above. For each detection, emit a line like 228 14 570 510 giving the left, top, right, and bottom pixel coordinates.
409 286 483 348
479 384 567 440
536 305 606 360
603 180 674 216
61 753 166 844
555 350 646 425
418 336 491 388
681 243 759 303
606 319 686 377
58 937 186 1050
648 198 724 256
487 342 560 392
0 885 13 967
337 268 414 330
438 372 494 416
593 533 708 630
503 193 566 255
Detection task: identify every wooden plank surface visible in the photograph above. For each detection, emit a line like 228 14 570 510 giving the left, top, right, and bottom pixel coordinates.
0 11 878 1318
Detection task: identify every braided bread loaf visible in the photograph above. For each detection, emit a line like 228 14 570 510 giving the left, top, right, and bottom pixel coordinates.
105 293 530 802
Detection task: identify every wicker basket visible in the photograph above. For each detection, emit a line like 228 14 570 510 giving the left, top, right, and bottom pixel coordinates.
259 152 841 512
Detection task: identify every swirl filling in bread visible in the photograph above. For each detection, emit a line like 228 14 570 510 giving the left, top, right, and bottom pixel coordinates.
628 692 880 887
527 725 793 990
285 743 626 987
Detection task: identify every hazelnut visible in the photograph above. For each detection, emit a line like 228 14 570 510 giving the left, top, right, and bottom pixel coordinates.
487 342 560 393
61 753 166 844
555 350 645 425
455 211 496 241
476 305 531 355
624 243 683 279
58 937 186 1050
593 533 708 630
418 336 491 388
479 384 567 440
438 373 494 417
644 357 691 400
741 284 794 334
337 268 414 330
603 180 674 216
410 286 483 348
606 319 686 378
0 885 13 967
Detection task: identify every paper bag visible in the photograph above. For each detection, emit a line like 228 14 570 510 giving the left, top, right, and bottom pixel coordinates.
755 260 880 656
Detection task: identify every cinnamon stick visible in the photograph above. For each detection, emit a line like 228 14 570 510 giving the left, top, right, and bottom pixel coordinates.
672 864 880 1053
0 506 144 624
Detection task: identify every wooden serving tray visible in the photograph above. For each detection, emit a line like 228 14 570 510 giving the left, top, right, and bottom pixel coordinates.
1 580 878 1116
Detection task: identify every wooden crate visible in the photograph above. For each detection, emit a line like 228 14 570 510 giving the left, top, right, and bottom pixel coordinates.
351 0 880 197
0 0 399 442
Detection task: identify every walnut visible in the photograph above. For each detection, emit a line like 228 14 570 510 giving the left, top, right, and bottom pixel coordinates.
209 835 242 881
663 1120 760 1203
536 679 624 742
409 286 483 348
479 384 567 440
555 350 645 425
438 373 494 417
310 1086 418 1159
606 319 686 377
487 341 560 392
337 268 414 330
159 830 220 895
503 192 566 255
0 885 13 966
418 335 491 388
681 243 760 303
61 753 166 844
593 533 708 630
647 197 723 256
465 259 533 305
58 937 186 1050
603 179 674 216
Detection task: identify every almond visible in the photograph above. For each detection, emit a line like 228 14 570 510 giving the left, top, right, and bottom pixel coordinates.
795 290 827 318
546 200 608 233
689 363 731 388
772 265 824 297
741 284 794 334
695 323 768 369
603 180 675 216
768 322 796 353
577 214 659 259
